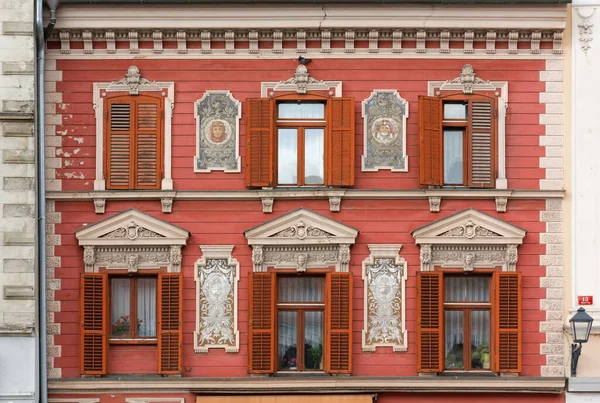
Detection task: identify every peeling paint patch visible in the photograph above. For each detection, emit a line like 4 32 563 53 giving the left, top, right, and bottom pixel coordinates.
57 129 67 136
58 103 69 111
63 172 85 179
55 149 63 156
64 160 72 167
73 149 80 154
63 152 71 158
73 138 84 145
79 161 84 166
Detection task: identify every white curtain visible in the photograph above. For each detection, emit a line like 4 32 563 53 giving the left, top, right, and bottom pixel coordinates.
304 129 324 185
137 278 157 337
111 278 130 337
443 130 463 184
278 103 325 119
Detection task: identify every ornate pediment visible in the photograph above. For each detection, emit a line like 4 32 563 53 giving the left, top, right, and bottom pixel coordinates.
245 208 358 246
412 208 526 246
76 209 189 247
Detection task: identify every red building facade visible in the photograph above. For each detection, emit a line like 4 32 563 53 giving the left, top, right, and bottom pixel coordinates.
45 3 568 403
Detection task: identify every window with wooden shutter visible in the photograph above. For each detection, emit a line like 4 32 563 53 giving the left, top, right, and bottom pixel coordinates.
416 271 443 373
494 271 521 373
157 272 182 375
245 95 355 188
105 94 163 190
325 272 352 374
246 98 274 187
329 98 355 187
418 96 442 187
80 273 107 375
418 94 497 188
248 272 275 374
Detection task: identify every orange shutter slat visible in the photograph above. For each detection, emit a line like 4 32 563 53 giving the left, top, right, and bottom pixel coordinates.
106 100 133 189
494 271 521 373
158 272 182 375
418 96 442 186
248 272 275 374
80 273 107 375
135 99 162 189
246 98 273 187
417 271 443 373
325 272 352 374
328 98 355 187
468 97 496 188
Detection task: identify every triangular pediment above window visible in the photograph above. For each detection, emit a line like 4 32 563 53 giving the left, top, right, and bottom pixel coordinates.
245 208 358 246
76 208 189 247
412 208 526 245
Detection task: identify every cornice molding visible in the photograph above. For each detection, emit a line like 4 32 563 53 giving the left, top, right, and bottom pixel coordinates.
48 5 567 31
47 377 566 394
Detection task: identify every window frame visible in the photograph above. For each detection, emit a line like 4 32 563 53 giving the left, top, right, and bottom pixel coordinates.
442 272 493 372
276 274 326 372
109 275 158 344
275 99 328 186
426 78 508 189
92 74 174 191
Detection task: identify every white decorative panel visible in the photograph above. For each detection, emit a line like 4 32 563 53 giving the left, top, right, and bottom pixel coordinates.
362 244 407 352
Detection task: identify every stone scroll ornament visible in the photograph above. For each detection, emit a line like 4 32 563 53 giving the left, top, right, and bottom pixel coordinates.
361 90 408 172
362 246 407 352
194 91 241 172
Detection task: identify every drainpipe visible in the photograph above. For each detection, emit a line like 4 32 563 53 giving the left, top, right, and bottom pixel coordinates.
36 1 57 402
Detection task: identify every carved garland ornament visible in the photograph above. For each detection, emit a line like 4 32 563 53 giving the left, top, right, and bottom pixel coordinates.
194 245 240 353
420 244 519 272
84 245 183 273
362 245 407 352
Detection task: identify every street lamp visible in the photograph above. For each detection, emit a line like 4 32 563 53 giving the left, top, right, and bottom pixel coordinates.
569 307 594 377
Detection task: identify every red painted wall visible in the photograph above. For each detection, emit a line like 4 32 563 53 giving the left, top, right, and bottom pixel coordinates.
53 58 545 191
53 198 546 378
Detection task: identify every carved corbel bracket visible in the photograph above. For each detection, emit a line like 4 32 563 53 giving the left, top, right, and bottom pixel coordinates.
495 197 508 213
261 197 274 214
161 197 174 213
428 196 441 213
93 198 106 214
329 196 342 212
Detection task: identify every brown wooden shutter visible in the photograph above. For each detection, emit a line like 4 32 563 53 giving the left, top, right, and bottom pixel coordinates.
248 272 276 374
418 96 442 186
246 98 274 187
80 273 107 375
325 272 352 374
494 271 521 373
328 98 355 187
106 98 134 189
158 272 182 375
417 271 443 373
135 97 163 189
468 97 496 188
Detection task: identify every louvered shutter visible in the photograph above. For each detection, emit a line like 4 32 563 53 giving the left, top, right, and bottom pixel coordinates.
328 98 355 187
494 271 521 373
246 98 273 187
325 272 352 374
158 272 182 375
106 98 133 189
248 272 275 374
135 97 163 189
468 97 496 188
417 271 443 373
80 273 107 375
418 96 442 186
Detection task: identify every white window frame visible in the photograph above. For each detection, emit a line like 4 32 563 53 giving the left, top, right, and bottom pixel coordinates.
93 66 174 191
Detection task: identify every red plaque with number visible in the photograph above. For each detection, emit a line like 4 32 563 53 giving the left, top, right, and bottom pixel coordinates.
578 296 593 305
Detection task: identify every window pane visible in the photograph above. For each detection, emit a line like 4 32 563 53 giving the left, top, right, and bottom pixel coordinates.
278 311 297 370
470 310 491 369
444 276 490 302
444 103 467 120
278 128 298 184
137 278 157 337
111 278 131 337
278 277 324 303
443 130 463 184
444 310 464 369
304 311 324 370
279 102 325 119
304 129 324 185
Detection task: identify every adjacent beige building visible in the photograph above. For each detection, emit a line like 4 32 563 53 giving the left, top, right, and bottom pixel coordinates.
0 0 37 402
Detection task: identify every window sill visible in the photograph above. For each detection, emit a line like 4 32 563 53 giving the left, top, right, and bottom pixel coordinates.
109 338 158 345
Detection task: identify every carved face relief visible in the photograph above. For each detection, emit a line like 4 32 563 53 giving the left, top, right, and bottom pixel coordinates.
371 118 399 145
